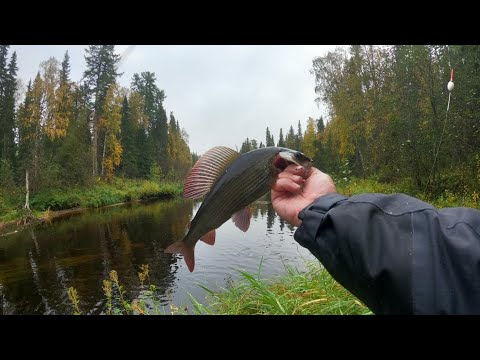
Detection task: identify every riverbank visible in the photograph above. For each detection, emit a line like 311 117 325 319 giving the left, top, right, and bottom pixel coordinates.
336 177 480 210
60 177 479 315
0 178 182 235
191 261 372 315
68 260 371 315
199 179 478 315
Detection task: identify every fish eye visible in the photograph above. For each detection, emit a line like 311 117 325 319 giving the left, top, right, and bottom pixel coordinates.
295 152 308 161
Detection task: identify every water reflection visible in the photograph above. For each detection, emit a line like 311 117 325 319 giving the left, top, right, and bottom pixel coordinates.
0 198 315 315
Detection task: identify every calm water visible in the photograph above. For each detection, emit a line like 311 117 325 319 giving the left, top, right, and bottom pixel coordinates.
0 199 316 314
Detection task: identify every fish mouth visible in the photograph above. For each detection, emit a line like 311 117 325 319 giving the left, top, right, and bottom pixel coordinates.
274 149 312 171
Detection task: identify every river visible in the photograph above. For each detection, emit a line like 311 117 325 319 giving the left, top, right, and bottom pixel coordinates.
0 199 316 314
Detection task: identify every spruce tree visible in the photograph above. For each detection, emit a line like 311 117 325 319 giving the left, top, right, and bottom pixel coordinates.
83 45 122 176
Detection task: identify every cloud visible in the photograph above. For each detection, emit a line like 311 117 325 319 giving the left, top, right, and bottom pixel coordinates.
11 45 338 154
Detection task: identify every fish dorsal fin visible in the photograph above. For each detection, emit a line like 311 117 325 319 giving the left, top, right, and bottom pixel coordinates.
232 207 252 232
183 146 240 199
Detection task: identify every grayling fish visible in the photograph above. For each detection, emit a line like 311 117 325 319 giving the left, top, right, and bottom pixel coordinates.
164 146 312 272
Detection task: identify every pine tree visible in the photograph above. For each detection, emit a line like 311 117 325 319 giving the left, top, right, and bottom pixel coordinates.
240 138 252 153
0 50 17 170
131 72 168 175
277 128 285 147
83 45 122 176
55 87 92 187
152 105 168 172
314 117 325 170
266 127 275 147
296 120 303 151
191 151 199 165
286 125 296 149
316 117 325 133
60 51 70 84
119 96 139 177
166 114 192 179
169 112 177 133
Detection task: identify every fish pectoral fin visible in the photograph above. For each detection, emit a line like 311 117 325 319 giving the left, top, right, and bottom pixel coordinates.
200 229 216 246
183 146 240 199
232 207 252 232
164 241 195 272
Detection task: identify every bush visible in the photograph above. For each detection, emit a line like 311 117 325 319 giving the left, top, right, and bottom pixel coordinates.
30 190 82 211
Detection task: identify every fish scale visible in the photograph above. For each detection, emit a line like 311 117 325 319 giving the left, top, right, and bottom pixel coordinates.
165 146 312 272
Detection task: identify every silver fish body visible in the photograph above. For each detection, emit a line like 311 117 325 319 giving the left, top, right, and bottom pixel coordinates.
165 146 312 271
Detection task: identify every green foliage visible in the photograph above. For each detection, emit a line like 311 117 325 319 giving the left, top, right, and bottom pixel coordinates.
27 178 182 212
67 287 81 315
0 47 18 172
191 151 199 165
37 162 64 190
265 127 275 147
30 190 82 211
310 45 480 196
148 163 163 182
119 96 139 178
277 128 285 147
69 264 167 315
196 261 371 315
336 177 479 210
67 261 370 315
55 116 92 187
166 117 192 179
240 137 256 153
0 46 195 218
0 159 15 192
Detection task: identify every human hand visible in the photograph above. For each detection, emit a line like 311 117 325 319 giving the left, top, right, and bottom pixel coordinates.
271 165 336 227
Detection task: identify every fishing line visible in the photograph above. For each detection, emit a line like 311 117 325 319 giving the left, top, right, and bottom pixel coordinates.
424 46 454 195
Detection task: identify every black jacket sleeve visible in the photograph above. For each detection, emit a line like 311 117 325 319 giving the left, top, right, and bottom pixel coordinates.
294 192 480 315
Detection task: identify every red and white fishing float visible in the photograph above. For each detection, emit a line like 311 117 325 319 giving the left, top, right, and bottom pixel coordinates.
447 68 454 111
447 69 455 92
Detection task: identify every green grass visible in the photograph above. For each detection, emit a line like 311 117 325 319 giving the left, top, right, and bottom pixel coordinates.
337 177 480 210
30 178 182 211
192 260 371 315
67 261 371 315
0 178 182 223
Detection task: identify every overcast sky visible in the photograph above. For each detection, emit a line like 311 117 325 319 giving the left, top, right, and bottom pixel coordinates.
10 45 339 154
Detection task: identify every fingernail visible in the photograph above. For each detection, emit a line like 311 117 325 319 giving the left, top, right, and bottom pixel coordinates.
295 166 304 172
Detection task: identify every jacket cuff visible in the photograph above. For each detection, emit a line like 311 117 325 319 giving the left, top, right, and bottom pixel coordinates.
295 193 348 249
298 193 349 220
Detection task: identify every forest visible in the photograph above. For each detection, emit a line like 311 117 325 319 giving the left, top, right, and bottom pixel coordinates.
240 45 480 200
1 45 480 223
0 45 193 219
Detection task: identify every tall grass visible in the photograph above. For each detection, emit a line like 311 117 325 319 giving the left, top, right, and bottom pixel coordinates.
1 178 182 224
67 261 371 315
2 178 182 214
193 260 371 315
337 177 480 210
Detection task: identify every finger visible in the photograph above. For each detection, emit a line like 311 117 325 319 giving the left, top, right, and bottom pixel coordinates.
278 172 304 184
271 178 302 193
282 164 306 176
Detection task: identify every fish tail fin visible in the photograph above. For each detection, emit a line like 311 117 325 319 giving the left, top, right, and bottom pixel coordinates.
165 241 195 272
